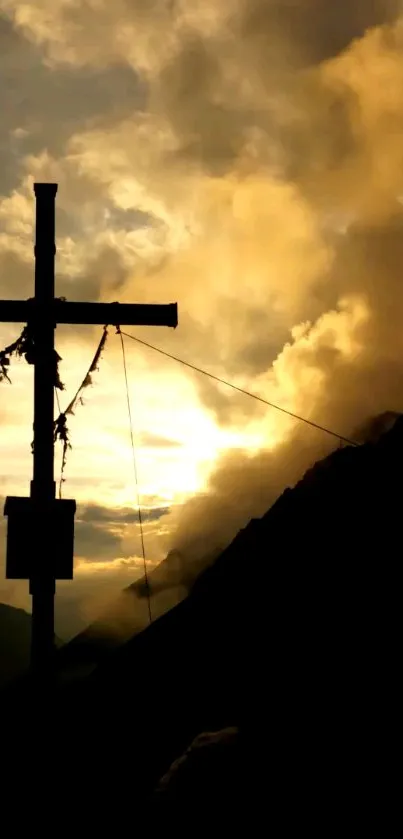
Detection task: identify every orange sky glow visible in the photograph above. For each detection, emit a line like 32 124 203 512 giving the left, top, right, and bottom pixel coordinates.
2 0 403 636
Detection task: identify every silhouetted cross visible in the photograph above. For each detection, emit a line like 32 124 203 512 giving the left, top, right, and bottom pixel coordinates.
0 183 178 673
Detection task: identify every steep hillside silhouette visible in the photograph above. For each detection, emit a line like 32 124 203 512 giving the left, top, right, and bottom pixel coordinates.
48 414 402 816
5 415 400 825
55 544 222 680
56 410 402 682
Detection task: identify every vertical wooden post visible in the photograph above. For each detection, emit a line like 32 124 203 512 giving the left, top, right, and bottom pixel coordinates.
1 180 177 674
30 183 58 673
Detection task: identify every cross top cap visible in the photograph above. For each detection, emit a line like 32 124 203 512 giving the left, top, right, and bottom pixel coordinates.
33 182 58 196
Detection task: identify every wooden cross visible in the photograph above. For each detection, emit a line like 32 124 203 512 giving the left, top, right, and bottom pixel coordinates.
0 183 178 674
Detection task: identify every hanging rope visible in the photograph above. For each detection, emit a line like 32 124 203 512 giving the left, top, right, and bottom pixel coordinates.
117 326 152 625
120 331 359 448
54 325 109 498
1 323 110 497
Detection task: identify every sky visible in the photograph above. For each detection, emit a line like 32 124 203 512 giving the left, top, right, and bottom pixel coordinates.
1 0 403 638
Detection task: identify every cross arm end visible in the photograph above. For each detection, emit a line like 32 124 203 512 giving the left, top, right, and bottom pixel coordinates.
0 299 32 323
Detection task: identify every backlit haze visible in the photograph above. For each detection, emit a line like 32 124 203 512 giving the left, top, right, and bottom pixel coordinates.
1 1 403 638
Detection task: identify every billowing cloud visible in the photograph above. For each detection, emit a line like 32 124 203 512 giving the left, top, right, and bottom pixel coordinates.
2 2 403 625
79 501 169 524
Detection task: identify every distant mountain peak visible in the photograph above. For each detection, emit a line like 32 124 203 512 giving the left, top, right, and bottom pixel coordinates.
354 410 402 444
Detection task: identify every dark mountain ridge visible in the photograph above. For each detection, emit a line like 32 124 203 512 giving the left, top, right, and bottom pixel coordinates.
3 415 401 823
56 409 402 680
52 415 402 808
55 543 221 680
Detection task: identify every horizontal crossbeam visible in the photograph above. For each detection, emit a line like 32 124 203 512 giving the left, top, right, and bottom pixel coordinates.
0 299 178 328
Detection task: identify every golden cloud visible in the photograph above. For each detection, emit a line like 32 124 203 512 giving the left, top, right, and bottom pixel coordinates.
2 2 403 607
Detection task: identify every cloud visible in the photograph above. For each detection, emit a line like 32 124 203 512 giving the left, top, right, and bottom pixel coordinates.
3 1 403 618
138 432 182 449
56 555 152 639
79 501 170 525
237 0 402 66
74 501 170 561
0 12 145 197
74 519 121 561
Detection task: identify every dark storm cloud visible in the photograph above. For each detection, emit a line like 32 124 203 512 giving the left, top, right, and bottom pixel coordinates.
329 216 403 315
105 207 155 232
75 502 170 563
187 303 292 426
0 12 154 316
0 240 113 305
149 1 402 178
316 217 403 420
74 519 121 560
0 14 145 197
80 502 169 525
0 247 32 297
238 0 402 67
60 243 130 302
155 34 251 175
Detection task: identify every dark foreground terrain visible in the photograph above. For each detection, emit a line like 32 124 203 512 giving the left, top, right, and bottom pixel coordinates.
2 417 401 827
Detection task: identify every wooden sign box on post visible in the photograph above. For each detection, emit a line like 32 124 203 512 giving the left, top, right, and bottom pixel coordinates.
4 496 76 580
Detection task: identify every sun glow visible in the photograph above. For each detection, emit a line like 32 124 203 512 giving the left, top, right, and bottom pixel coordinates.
97 400 274 508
